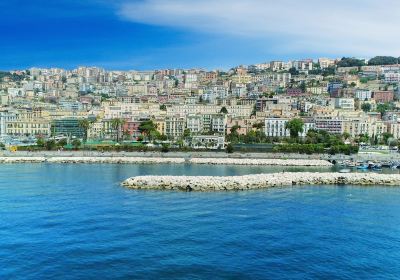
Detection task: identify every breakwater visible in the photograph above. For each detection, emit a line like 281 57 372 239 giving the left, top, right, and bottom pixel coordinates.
121 172 400 191
0 156 332 166
0 157 185 164
189 158 332 166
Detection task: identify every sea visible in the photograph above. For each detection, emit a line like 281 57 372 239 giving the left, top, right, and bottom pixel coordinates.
1 163 400 279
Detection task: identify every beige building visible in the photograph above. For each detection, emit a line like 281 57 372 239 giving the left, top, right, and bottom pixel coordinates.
165 116 185 138
6 109 51 136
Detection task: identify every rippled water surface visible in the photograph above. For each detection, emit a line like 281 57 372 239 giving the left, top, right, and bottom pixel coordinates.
1 164 400 279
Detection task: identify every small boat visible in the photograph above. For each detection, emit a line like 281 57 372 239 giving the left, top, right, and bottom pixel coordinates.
339 169 351 173
357 164 369 170
372 164 382 171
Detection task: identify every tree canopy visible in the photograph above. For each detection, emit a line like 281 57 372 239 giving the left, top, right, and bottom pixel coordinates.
138 120 158 140
361 103 371 112
376 103 392 117
285 118 304 138
220 106 228 114
111 118 126 142
337 57 365 67
368 56 399 66
78 119 92 142
288 67 299 75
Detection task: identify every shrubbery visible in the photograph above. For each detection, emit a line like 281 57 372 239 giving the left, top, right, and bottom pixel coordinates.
273 143 358 155
273 144 325 154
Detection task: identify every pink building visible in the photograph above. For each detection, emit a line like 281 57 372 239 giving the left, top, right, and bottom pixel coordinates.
122 121 142 138
373 91 394 103
286 88 303 95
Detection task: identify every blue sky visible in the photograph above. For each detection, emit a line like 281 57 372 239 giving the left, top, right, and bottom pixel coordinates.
1 0 399 70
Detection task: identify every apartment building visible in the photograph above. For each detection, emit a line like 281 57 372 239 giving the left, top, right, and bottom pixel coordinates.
314 117 343 134
6 110 51 137
265 118 290 137
165 116 185 138
373 91 394 103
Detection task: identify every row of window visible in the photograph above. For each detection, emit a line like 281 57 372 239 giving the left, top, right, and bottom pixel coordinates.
7 123 49 128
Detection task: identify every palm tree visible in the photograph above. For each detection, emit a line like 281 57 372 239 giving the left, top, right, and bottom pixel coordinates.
78 119 91 143
111 118 126 143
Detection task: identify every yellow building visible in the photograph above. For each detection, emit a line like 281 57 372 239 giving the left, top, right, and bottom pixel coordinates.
154 119 166 136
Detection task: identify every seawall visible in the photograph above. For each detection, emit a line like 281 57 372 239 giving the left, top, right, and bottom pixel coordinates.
121 172 400 191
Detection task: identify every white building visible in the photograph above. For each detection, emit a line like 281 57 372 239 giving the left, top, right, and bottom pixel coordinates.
265 118 314 138
265 118 290 137
355 89 372 101
334 98 355 110
384 72 400 83
191 135 225 150
186 114 203 134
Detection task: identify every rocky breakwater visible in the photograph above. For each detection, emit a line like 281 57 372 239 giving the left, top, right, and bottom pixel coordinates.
121 172 400 191
189 158 333 166
0 157 185 164
0 157 47 163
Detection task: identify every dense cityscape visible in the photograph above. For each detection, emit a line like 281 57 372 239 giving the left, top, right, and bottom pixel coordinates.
1 56 400 154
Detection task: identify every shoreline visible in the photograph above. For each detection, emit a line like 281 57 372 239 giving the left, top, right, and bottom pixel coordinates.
121 172 400 191
0 156 332 166
1 150 400 162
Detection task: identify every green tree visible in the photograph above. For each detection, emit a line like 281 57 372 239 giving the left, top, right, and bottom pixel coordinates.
72 139 81 150
381 133 393 144
361 103 371 112
45 140 57 151
57 138 67 147
157 134 168 141
230 125 241 134
285 118 304 139
220 106 228 114
183 128 191 138
288 67 299 75
159 104 167 111
337 57 365 67
252 122 264 130
161 143 170 153
299 82 306 93
376 103 390 117
342 132 351 141
78 119 92 143
36 137 45 147
226 143 234 153
368 56 399 66
138 120 157 141
110 118 126 143
358 134 369 144
227 125 241 143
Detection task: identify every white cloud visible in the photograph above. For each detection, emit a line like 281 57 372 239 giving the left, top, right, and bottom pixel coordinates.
118 0 400 56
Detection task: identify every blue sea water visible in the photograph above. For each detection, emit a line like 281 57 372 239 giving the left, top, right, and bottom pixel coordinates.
1 164 400 279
